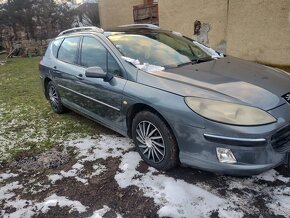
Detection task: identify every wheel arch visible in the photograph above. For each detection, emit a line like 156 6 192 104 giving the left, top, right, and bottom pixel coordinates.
126 103 176 141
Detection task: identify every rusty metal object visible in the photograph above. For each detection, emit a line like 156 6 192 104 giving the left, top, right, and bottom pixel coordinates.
133 3 159 25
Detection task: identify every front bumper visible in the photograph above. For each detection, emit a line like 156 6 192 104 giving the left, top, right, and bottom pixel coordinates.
173 103 290 176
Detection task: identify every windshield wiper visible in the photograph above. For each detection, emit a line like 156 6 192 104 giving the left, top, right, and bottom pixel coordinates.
169 57 214 69
191 56 213 64
176 61 193 67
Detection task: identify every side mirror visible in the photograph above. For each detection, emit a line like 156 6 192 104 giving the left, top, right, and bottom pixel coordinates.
85 67 113 82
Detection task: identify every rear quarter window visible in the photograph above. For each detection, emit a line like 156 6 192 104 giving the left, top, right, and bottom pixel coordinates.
51 38 64 57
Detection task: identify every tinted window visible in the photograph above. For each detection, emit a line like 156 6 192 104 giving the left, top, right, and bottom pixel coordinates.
58 37 80 64
52 38 63 57
81 37 122 77
109 32 210 68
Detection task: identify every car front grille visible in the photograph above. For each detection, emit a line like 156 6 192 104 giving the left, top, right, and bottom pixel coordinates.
271 125 290 153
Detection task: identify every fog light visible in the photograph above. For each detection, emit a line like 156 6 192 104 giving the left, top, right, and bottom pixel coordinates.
216 147 237 164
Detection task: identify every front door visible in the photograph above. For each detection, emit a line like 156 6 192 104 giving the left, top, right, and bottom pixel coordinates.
75 36 127 129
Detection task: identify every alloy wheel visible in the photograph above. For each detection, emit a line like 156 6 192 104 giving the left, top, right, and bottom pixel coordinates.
136 121 165 163
48 85 59 111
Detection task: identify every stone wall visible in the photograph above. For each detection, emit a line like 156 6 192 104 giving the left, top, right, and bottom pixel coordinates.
3 39 48 57
0 26 49 56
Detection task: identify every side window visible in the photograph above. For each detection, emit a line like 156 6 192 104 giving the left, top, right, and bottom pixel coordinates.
81 37 122 77
58 37 80 64
52 38 63 57
81 37 107 69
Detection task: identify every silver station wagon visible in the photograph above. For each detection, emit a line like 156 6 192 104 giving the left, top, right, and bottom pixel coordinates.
39 25 290 176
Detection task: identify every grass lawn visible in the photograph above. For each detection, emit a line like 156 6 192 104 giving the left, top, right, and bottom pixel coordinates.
0 56 110 162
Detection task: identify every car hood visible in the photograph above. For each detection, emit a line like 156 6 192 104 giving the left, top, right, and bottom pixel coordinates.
137 56 290 110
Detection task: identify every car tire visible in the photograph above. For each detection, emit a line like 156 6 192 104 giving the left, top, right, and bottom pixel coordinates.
132 110 178 171
47 81 67 114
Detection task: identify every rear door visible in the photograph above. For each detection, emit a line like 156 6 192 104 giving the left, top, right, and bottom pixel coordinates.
52 36 85 106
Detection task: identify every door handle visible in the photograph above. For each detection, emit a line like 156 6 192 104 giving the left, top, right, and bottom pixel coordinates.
76 74 84 80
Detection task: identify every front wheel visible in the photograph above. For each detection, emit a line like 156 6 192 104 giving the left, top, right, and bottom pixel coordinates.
132 111 178 170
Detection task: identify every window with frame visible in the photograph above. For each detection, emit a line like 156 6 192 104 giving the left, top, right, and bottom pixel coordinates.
58 37 80 64
81 36 122 77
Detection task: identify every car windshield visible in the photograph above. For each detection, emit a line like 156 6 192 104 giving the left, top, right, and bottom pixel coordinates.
108 31 211 68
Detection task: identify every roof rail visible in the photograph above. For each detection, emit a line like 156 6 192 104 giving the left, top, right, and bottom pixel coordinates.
58 26 104 36
118 24 160 29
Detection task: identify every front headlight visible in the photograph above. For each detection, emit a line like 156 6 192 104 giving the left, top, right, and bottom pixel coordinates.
185 97 276 126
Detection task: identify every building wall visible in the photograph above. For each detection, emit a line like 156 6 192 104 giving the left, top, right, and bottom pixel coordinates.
227 0 290 66
159 0 228 53
99 0 143 29
159 0 290 66
98 0 290 66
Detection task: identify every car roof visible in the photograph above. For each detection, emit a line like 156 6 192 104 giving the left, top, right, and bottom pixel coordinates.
106 24 160 32
58 26 104 36
55 24 166 39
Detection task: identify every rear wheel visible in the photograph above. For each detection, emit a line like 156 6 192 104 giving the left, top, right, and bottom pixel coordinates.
132 111 178 170
47 81 67 114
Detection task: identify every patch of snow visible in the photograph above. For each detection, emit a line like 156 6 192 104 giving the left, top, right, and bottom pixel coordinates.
115 152 243 218
72 162 84 170
3 194 87 218
116 213 123 218
88 205 111 218
193 41 223 59
67 135 132 162
0 182 23 201
138 63 165 73
48 167 87 185
90 163 107 178
121 56 140 65
0 172 18 182
255 169 290 183
38 194 87 213
266 187 290 216
47 135 132 184
48 174 64 184
121 56 165 72
4 198 34 217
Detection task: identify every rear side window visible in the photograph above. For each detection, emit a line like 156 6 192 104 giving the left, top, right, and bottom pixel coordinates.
81 36 122 77
52 38 63 57
58 37 80 64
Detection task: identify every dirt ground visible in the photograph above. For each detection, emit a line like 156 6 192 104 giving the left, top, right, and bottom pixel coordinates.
1 134 290 218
